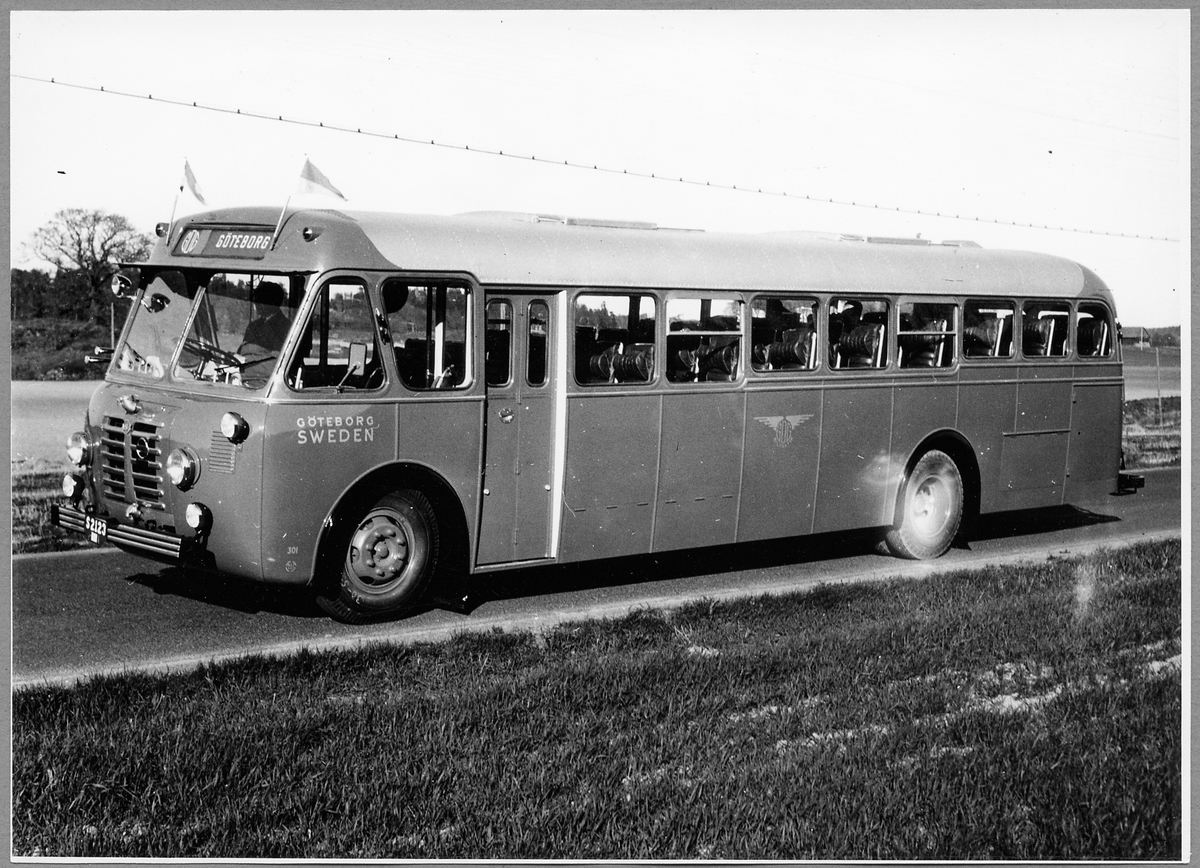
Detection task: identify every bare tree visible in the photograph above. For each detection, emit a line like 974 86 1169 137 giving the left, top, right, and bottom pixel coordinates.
29 208 153 287
27 208 154 322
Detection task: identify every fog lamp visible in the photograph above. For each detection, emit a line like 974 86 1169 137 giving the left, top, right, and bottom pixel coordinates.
184 502 212 532
220 411 250 443
66 431 93 466
62 473 81 498
165 447 200 489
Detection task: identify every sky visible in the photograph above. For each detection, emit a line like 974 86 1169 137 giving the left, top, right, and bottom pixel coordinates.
8 9 1189 327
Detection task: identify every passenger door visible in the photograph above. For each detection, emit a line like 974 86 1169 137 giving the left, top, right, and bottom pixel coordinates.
476 295 558 564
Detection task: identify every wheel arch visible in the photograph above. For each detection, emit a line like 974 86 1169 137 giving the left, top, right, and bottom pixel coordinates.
892 430 980 532
310 460 471 589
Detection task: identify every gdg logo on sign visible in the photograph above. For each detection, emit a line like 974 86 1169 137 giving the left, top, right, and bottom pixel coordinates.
181 230 201 254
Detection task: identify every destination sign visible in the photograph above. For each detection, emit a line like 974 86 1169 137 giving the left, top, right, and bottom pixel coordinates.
174 227 274 259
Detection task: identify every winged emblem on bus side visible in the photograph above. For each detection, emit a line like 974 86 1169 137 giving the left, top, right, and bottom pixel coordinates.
754 414 814 448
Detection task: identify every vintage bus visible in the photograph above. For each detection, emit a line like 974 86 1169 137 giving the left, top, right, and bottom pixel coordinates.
51 206 1141 621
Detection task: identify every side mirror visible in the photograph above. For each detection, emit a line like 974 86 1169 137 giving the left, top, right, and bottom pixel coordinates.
110 272 137 299
335 343 369 393
347 342 367 375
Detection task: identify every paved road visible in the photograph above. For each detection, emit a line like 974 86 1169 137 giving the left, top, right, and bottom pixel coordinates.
13 468 1181 688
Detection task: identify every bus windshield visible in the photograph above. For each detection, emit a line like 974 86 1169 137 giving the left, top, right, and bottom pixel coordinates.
115 270 302 391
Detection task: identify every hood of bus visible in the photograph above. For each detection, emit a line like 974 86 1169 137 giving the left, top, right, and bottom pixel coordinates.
83 380 267 578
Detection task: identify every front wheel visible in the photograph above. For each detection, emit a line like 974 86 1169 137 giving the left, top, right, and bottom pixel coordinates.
885 450 963 560
316 489 439 623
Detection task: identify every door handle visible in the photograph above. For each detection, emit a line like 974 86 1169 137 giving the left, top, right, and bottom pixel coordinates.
498 408 515 423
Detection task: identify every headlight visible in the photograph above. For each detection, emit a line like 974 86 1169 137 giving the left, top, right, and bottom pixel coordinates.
220 411 249 443
66 431 92 466
165 447 200 489
184 502 212 532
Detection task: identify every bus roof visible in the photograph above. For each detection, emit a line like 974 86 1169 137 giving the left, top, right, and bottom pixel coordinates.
158 206 1114 302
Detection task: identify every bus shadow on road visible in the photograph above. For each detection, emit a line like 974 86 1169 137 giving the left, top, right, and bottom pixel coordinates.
121 503 1122 621
968 503 1120 543
463 504 1123 612
464 527 903 611
127 567 327 618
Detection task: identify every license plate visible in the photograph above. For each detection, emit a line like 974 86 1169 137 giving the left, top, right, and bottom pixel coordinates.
85 515 108 542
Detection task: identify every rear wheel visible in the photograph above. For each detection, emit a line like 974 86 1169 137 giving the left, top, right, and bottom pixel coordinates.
885 449 963 560
316 489 439 623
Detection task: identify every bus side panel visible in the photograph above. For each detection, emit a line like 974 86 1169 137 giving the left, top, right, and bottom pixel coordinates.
890 377 959 501
653 391 745 552
1064 374 1123 502
996 367 1073 508
393 398 485 550
998 433 1069 509
261 401 399 584
560 394 660 561
182 396 269 580
813 383 894 533
957 368 1017 514
1013 367 1073 433
739 386 822 542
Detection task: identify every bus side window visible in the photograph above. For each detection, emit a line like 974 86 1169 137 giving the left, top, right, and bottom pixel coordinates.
485 300 512 387
666 297 742 383
528 301 549 386
963 300 1014 358
1076 302 1113 358
1022 301 1071 358
385 282 472 390
286 280 383 391
751 297 818 372
830 298 888 369
574 293 657 385
897 301 956 368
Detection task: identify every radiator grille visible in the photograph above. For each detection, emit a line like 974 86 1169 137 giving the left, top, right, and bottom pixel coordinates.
100 415 165 509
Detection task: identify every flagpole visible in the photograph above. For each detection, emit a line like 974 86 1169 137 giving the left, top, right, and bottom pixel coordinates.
167 170 183 246
270 194 292 251
273 155 311 250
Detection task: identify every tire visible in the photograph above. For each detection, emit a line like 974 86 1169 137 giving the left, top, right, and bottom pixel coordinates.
885 449 963 560
316 489 439 623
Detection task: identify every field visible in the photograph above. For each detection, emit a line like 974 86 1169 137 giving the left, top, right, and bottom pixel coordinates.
1120 346 1182 400
11 539 1181 859
10 318 109 381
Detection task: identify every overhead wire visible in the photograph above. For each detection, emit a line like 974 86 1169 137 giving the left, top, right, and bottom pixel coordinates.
11 72 1181 243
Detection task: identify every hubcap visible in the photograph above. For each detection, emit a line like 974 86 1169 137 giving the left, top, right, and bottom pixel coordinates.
910 475 950 539
348 513 411 587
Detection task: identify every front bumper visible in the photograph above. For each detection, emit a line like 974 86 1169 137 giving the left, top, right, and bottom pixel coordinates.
51 504 201 560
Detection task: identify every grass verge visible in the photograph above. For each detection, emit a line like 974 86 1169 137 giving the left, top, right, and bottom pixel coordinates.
12 540 1182 860
11 471 93 554
1123 396 1182 469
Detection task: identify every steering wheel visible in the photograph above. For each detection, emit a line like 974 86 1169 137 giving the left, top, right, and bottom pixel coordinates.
184 338 243 369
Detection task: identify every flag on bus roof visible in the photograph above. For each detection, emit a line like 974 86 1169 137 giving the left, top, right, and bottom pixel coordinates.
298 158 346 200
182 159 206 205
